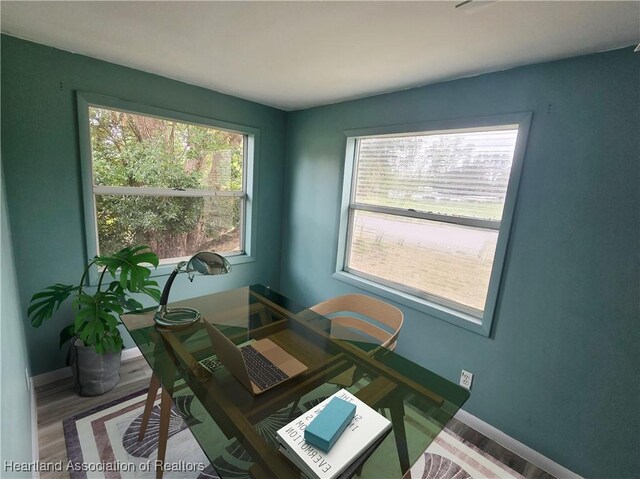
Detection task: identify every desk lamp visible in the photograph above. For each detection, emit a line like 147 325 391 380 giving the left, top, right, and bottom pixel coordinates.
154 251 231 328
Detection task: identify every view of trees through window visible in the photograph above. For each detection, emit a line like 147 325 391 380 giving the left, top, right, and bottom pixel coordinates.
347 128 519 314
89 107 245 260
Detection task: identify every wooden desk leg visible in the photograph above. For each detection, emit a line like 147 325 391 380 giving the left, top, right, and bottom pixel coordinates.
390 397 411 474
155 388 172 479
152 334 178 479
139 373 161 441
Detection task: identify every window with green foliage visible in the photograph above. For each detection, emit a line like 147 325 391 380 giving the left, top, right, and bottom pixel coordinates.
337 115 530 334
85 105 247 263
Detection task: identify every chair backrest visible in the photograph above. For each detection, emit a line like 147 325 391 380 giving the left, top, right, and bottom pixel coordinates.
310 294 404 351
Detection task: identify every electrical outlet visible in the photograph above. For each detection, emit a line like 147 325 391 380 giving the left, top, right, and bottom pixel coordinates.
459 369 473 390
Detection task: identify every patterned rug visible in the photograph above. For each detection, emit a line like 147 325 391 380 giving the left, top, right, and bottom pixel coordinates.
404 428 525 479
63 388 524 479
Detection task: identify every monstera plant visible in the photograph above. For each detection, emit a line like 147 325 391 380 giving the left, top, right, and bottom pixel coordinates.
28 245 161 395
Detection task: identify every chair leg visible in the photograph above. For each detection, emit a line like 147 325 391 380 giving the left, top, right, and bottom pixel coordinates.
138 373 161 441
155 388 172 479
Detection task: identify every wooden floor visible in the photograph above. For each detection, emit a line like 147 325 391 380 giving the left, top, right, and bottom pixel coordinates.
36 356 554 479
36 357 153 479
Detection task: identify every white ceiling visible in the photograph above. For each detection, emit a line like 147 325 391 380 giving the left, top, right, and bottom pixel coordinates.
1 1 638 111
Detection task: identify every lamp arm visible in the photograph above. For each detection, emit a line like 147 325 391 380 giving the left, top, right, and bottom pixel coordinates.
154 253 229 328
158 261 187 310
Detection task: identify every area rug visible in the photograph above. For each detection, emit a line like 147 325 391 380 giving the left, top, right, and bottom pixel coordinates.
63 386 332 479
64 388 524 479
404 428 525 479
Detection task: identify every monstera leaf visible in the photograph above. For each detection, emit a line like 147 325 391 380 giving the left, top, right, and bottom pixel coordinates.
94 333 124 355
73 291 124 352
95 245 159 291
138 278 161 303
107 281 144 311
107 277 161 310
28 283 80 327
28 245 160 355
73 291 122 327
59 324 76 348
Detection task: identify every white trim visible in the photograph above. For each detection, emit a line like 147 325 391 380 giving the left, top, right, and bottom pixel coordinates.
351 203 500 230
77 91 260 285
336 112 532 337
121 346 143 362
30 377 39 479
31 366 71 388
93 186 244 198
31 347 142 388
454 408 582 479
349 122 519 140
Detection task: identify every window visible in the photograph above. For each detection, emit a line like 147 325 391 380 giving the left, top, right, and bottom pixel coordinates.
336 115 530 335
78 93 258 277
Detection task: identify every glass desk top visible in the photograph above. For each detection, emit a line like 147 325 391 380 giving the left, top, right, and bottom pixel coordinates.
121 285 469 479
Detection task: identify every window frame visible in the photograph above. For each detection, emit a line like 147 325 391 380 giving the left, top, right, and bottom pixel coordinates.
77 92 259 284
333 113 532 336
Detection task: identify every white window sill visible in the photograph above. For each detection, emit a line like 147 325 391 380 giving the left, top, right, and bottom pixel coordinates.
150 252 255 278
87 253 254 288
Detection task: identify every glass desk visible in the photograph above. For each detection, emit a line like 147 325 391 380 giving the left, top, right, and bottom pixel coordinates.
121 285 469 479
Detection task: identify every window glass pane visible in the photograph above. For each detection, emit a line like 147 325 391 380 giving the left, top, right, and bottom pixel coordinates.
95 195 242 259
89 107 244 191
355 129 518 221
347 210 498 313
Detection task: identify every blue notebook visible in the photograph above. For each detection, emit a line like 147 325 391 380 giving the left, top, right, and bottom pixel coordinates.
304 397 356 452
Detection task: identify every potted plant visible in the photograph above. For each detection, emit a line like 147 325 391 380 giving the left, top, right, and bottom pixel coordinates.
28 245 161 396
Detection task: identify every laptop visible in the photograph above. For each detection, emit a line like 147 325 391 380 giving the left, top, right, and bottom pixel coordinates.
204 322 307 395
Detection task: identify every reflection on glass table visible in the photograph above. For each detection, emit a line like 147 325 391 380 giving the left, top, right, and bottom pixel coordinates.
121 285 469 479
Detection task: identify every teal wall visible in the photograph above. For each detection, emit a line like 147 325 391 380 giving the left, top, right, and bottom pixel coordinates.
281 48 639 477
1 35 288 375
1 169 34 472
2 33 639 478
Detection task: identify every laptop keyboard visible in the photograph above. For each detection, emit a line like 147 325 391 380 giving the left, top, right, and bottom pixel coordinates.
241 345 289 390
199 355 223 373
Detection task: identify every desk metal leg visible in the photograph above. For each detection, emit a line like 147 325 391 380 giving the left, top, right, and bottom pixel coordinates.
356 376 411 475
389 396 411 474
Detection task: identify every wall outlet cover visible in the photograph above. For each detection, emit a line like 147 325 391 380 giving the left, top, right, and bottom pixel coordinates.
460 369 473 390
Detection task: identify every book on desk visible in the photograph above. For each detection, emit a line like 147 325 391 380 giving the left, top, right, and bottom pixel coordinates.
276 389 391 479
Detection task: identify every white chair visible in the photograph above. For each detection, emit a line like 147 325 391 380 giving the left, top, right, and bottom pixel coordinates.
310 293 404 351
310 293 404 386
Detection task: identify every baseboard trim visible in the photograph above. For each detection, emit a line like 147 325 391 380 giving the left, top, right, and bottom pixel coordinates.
121 346 142 362
31 347 142 388
30 377 39 479
454 408 581 478
32 366 71 388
